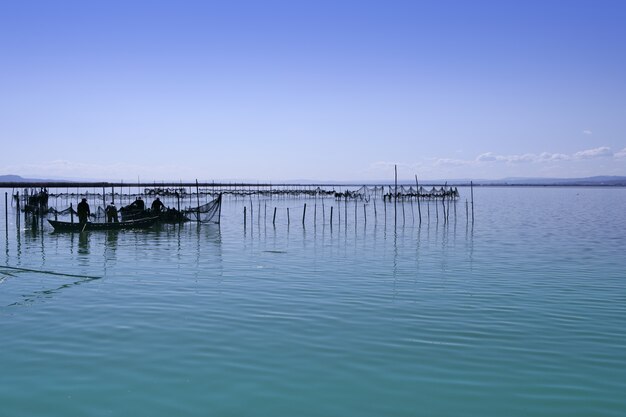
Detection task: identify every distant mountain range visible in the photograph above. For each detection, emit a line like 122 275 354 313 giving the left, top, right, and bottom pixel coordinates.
1 174 626 186
468 176 626 186
283 176 626 186
0 174 65 183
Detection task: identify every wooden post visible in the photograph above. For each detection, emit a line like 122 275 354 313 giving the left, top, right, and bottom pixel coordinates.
322 200 325 223
16 191 20 229
466 199 469 222
70 202 74 224
330 206 333 227
287 207 290 225
244 206 247 228
470 181 475 223
111 186 115 204
195 179 201 222
273 207 277 226
363 204 367 224
344 195 347 228
302 203 306 226
4 192 7 232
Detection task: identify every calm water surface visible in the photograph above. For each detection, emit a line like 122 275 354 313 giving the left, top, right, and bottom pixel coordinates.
1 187 625 416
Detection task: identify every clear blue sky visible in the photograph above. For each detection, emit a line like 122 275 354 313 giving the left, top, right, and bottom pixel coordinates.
1 0 625 181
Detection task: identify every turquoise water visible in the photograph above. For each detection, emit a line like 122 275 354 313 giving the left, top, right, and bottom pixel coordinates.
1 187 625 416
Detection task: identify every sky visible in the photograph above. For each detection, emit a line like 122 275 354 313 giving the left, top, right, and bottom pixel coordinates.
1 0 625 182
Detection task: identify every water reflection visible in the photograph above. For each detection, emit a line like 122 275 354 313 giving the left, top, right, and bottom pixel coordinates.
2 221 224 307
4 197 485 307
78 231 90 255
105 230 118 252
4 229 8 265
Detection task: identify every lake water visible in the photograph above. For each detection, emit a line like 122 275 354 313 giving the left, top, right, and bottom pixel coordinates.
1 187 625 416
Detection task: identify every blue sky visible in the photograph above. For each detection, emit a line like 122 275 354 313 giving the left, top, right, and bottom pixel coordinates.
1 0 625 181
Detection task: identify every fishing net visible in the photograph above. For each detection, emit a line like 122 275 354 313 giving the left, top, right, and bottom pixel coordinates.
47 206 101 220
183 194 222 223
383 185 459 200
93 206 108 220
48 206 77 216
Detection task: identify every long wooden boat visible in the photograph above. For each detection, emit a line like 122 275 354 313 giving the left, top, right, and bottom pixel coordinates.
120 207 190 223
48 216 159 232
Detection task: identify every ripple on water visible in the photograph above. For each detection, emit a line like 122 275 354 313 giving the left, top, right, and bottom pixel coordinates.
1 187 626 416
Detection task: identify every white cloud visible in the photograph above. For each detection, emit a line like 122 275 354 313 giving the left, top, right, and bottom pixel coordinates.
476 152 537 163
538 152 570 161
365 145 625 180
583 130 593 135
473 147 616 165
573 146 613 159
506 153 536 163
476 152 499 162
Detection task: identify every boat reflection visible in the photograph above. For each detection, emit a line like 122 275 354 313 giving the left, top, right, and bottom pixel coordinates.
105 230 118 252
78 231 90 255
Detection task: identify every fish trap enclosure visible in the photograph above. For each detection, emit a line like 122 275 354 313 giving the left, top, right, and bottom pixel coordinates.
4 180 475 232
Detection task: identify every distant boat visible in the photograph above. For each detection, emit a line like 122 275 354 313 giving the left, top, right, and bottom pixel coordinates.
48 216 159 232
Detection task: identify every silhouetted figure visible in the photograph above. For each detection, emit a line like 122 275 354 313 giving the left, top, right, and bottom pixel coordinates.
106 202 119 223
151 197 164 213
131 197 145 211
77 198 90 224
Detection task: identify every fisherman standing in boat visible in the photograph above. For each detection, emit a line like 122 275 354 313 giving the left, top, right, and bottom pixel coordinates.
151 197 164 214
77 198 90 225
106 202 119 223
131 197 145 211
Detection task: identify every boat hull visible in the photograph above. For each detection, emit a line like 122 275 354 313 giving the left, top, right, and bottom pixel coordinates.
48 217 159 232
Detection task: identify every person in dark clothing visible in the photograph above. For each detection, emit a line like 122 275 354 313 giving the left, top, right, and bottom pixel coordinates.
77 198 90 224
151 197 164 213
106 202 119 223
131 197 145 210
